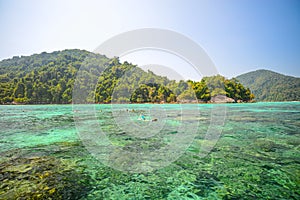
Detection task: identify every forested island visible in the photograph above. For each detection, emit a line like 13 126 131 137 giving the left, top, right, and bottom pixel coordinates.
237 69 300 102
0 49 255 104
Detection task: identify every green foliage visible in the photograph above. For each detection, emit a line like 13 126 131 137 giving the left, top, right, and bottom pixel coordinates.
0 49 96 104
190 80 211 102
177 87 197 101
13 82 25 98
237 69 300 101
0 49 254 104
203 75 254 102
130 83 176 103
203 75 226 96
225 78 254 102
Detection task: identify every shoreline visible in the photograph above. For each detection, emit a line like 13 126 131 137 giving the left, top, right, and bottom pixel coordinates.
2 101 300 106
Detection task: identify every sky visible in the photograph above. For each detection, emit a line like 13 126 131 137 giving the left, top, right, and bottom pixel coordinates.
0 0 299 79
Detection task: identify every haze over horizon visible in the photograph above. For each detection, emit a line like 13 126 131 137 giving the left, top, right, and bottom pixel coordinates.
1 0 299 78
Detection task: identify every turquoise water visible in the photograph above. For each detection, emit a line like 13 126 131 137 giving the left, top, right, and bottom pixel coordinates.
0 102 299 199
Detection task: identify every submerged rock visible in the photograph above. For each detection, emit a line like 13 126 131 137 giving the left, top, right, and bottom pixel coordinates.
0 153 92 199
253 138 287 152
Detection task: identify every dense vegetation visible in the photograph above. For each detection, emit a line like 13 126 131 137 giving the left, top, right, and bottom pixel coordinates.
203 75 255 102
0 49 254 104
237 69 300 101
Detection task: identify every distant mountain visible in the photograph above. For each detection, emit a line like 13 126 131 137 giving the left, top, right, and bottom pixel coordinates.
236 69 300 101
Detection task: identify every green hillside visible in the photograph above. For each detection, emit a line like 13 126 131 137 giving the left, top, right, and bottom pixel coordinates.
236 69 300 101
0 49 253 104
0 49 176 104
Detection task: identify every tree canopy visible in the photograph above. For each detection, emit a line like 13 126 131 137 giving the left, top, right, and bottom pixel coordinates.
0 49 254 104
236 69 300 101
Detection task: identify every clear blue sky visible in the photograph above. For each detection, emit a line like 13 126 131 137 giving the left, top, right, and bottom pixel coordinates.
0 0 299 78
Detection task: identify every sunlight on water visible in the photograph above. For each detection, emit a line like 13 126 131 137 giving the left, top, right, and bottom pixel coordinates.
0 102 299 199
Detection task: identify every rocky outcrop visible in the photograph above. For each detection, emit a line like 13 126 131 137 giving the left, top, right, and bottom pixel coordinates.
210 95 235 103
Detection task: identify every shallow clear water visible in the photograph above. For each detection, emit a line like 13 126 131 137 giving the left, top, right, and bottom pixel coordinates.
0 102 299 199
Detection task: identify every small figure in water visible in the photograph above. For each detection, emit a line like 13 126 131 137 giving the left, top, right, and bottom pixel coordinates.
140 114 146 120
138 114 158 121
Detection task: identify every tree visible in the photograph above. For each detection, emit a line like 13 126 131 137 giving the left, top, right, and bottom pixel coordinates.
203 75 226 96
0 49 255 104
192 80 211 102
13 82 25 98
225 78 254 102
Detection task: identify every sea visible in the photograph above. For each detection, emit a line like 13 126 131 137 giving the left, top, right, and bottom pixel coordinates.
0 102 299 199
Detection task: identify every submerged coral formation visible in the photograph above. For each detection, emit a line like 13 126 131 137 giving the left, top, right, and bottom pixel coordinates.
0 103 299 199
0 146 92 199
